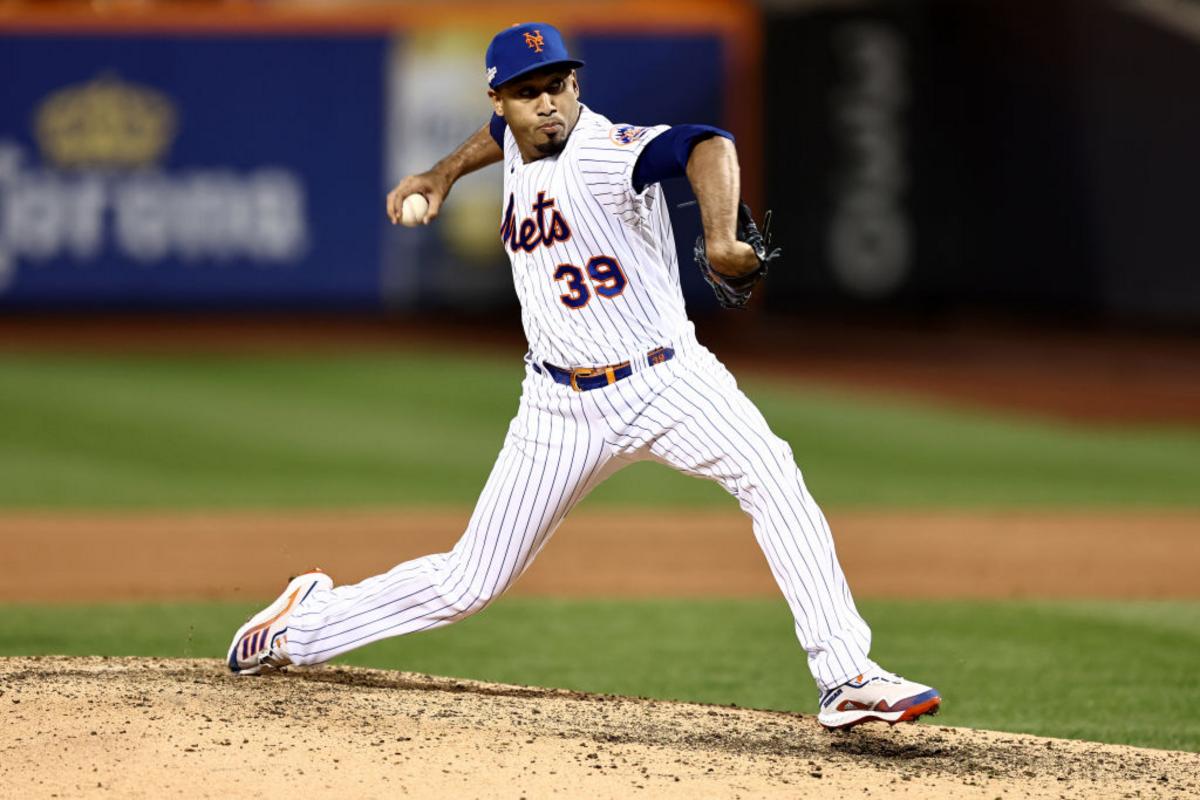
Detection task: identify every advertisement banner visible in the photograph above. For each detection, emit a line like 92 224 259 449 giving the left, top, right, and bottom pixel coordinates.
763 0 1200 323
0 35 387 309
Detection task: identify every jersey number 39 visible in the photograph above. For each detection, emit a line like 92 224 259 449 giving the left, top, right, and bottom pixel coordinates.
554 256 627 309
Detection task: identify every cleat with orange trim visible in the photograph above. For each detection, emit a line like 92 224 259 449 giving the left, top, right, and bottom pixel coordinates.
817 668 941 730
226 570 332 675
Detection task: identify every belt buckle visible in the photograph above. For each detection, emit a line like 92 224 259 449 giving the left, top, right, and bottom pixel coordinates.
569 364 620 392
569 367 597 392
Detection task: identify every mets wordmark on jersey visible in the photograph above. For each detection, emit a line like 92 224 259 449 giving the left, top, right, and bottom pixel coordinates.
501 106 690 369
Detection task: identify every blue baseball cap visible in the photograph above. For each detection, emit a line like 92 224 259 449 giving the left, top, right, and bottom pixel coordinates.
486 23 584 89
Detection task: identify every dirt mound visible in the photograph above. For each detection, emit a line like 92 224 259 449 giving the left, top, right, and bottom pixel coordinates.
2 658 1196 799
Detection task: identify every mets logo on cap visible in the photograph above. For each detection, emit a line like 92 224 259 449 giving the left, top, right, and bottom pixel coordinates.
485 22 585 89
524 30 545 53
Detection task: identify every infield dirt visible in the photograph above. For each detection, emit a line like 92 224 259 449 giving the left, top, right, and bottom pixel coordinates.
2 508 1197 602
2 657 1197 800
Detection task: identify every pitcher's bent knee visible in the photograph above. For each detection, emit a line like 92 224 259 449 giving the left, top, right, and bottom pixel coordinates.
432 579 499 622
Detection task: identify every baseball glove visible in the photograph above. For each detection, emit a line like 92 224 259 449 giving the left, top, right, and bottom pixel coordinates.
693 201 781 309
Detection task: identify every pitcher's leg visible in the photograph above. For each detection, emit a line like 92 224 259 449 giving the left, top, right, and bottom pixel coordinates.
286 379 616 666
630 357 873 691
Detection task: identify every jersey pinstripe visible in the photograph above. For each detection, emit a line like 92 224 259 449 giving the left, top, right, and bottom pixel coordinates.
501 106 686 368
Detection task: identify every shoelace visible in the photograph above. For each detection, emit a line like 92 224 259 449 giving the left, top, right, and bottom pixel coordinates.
819 670 906 706
870 670 904 684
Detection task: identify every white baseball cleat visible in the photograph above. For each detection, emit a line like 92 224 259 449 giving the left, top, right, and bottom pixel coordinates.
817 668 942 730
226 569 332 675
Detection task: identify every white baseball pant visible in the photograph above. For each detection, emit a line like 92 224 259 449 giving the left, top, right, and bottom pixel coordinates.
286 332 874 691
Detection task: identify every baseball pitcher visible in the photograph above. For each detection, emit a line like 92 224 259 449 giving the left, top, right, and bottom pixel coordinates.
227 22 941 731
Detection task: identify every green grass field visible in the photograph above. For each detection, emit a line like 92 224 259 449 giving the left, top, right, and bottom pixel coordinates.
3 598 1197 752
1 350 1197 753
1 352 1197 508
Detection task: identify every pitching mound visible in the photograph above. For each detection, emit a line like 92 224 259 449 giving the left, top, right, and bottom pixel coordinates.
2 658 1196 799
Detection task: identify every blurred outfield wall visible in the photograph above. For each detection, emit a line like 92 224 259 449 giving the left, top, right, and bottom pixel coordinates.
1 0 1197 326
0 1 760 312
764 0 1200 325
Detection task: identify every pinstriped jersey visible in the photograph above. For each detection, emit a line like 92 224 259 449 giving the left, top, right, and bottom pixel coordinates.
501 105 689 368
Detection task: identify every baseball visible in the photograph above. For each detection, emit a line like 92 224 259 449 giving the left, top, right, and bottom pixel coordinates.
400 193 429 227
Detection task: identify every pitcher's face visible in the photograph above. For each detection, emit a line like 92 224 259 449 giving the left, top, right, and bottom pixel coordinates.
490 68 581 160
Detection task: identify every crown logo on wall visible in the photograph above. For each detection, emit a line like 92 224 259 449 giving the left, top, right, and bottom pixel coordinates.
34 73 178 169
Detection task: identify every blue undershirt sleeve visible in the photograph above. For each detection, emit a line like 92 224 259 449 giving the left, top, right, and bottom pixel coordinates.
632 124 734 193
489 113 506 148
